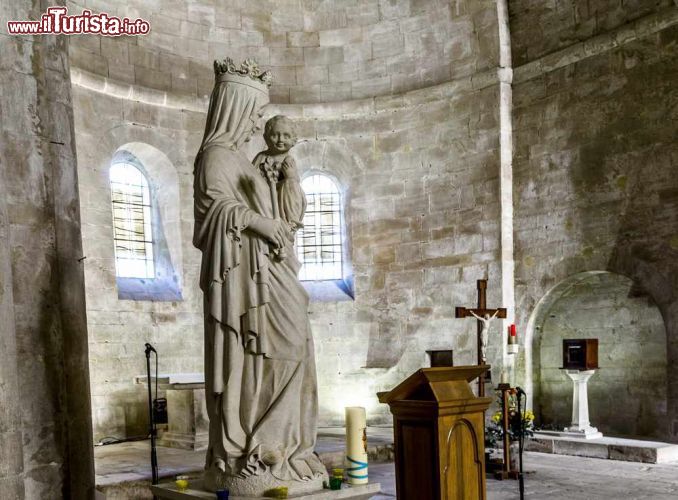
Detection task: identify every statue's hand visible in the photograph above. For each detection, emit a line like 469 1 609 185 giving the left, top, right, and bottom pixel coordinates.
280 156 299 181
249 215 291 249
285 221 297 242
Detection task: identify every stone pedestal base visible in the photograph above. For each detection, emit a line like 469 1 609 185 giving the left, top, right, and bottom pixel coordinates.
563 369 602 439
204 469 327 498
535 429 603 440
151 480 381 499
562 426 603 439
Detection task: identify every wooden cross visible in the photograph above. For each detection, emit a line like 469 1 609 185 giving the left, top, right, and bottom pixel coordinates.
455 279 506 397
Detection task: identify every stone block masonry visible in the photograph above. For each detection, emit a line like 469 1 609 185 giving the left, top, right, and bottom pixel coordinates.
67 0 499 103
1 4 94 497
65 0 678 448
512 20 678 440
73 68 505 439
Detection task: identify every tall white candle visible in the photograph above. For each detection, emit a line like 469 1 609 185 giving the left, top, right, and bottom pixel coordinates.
345 407 368 485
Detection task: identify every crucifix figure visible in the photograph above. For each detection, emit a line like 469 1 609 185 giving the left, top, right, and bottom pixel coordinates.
469 309 499 364
455 279 507 396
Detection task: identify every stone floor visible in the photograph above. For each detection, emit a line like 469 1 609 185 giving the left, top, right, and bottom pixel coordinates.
96 430 678 499
95 427 394 498
368 452 678 499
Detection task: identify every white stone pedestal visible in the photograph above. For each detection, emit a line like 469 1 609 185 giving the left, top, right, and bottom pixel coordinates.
563 369 602 439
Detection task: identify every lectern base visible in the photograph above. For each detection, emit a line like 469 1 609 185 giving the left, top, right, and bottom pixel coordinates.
493 470 519 481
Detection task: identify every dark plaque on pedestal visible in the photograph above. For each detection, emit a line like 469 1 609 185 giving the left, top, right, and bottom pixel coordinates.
426 350 454 367
562 339 598 370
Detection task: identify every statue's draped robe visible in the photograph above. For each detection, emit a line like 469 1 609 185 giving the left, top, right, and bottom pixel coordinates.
193 80 324 482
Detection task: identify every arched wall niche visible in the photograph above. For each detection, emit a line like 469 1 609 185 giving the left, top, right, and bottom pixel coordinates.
84 119 193 288
78 132 196 440
522 271 669 439
111 142 184 300
289 138 364 301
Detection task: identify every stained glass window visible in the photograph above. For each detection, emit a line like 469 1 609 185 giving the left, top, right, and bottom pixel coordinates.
109 163 155 278
297 174 343 281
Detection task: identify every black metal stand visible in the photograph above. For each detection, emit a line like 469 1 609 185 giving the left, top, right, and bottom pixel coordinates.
516 387 526 500
145 343 159 488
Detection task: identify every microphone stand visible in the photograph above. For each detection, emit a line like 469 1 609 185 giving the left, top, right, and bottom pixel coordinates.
516 387 526 500
145 343 159 489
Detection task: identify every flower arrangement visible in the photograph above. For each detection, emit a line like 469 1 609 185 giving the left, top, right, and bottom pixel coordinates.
485 393 535 449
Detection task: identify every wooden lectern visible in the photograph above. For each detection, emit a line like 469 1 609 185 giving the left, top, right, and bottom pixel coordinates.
378 366 491 500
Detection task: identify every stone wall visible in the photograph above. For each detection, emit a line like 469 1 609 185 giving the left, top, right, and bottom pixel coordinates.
71 0 678 443
66 0 499 103
74 73 506 436
73 87 205 442
512 21 678 439
0 0 94 497
537 273 667 438
71 0 508 436
508 0 675 65
290 82 504 424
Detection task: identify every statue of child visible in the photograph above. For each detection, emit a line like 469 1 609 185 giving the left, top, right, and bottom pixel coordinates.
252 115 306 234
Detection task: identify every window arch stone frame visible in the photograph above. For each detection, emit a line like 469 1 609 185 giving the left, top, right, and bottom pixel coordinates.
290 139 363 302
109 143 183 301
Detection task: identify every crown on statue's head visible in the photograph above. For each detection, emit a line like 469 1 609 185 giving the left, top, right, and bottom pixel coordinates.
213 57 273 92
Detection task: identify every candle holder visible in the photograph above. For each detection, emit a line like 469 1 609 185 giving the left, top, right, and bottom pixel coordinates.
507 324 519 354
329 468 344 490
508 324 517 342
175 475 189 492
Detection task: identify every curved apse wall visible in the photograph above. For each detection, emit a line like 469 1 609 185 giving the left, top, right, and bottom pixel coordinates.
67 0 499 103
71 0 505 438
508 0 674 66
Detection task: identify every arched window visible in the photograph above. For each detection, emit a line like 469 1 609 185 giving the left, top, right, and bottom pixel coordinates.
297 174 343 281
109 163 154 278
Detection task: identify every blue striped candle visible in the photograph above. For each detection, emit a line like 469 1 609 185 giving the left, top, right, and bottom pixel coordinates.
345 407 368 485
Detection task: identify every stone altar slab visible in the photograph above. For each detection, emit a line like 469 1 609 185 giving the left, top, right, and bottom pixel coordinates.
151 480 381 500
134 373 205 389
135 373 208 450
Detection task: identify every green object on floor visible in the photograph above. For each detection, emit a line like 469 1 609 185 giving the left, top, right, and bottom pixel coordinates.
329 468 344 490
